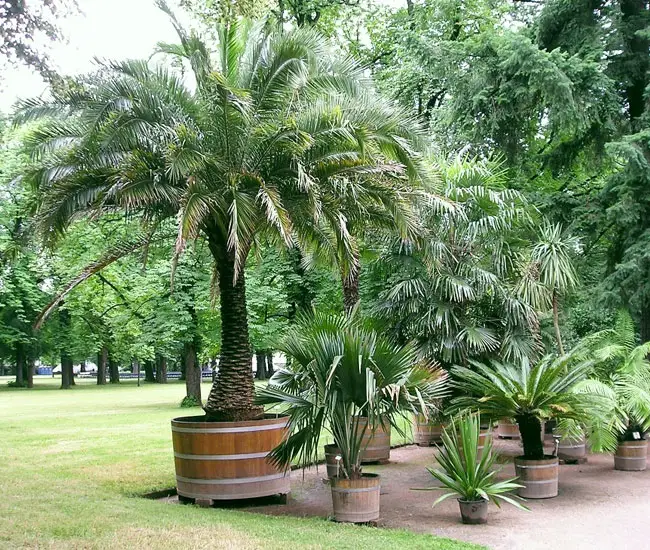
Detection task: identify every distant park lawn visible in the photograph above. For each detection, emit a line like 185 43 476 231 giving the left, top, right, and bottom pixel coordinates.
0 376 481 550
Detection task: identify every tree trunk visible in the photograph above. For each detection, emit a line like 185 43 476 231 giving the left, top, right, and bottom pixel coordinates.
266 351 274 377
26 356 34 388
204 235 260 421
132 359 140 376
80 360 86 372
341 250 361 313
184 341 202 404
155 354 167 384
109 355 119 384
97 347 107 385
516 414 545 459
179 353 186 381
59 309 73 389
552 289 565 355
15 343 25 387
144 360 155 382
255 351 267 380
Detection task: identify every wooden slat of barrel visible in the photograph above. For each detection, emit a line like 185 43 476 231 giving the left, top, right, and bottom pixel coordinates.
614 440 648 471
358 417 391 463
514 457 558 498
413 414 443 446
171 415 291 500
330 474 380 523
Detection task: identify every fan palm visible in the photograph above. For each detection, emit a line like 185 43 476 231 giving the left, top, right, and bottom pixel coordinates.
449 349 604 459
16 9 427 420
371 154 538 366
256 311 449 478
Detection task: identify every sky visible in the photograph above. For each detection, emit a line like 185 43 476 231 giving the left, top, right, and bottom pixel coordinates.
0 0 182 111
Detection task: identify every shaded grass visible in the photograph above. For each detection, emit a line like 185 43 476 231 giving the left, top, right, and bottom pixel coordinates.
0 376 482 549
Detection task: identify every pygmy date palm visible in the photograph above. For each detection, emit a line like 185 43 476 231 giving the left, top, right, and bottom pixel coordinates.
17 10 427 419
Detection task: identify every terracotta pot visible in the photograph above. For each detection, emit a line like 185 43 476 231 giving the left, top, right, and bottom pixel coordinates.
514 456 558 499
171 415 290 502
458 498 488 524
330 473 380 523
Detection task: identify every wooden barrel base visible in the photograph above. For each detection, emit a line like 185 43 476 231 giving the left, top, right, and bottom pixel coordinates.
172 415 291 502
358 417 391 464
331 473 380 523
514 456 558 499
614 440 648 471
559 457 587 465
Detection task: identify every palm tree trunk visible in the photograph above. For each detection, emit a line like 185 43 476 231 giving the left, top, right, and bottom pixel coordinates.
204 234 260 421
184 341 202 404
516 414 545 459
97 347 107 385
552 289 564 355
15 343 25 387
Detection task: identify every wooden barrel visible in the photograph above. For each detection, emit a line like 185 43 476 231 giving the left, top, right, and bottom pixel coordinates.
324 444 341 479
614 440 648 471
330 473 380 523
171 415 291 501
358 417 391 464
498 418 520 439
514 456 558 498
413 414 443 446
558 437 586 462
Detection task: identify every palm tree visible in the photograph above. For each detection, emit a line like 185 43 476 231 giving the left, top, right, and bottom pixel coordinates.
257 311 448 477
524 223 580 355
17 12 427 420
370 154 538 366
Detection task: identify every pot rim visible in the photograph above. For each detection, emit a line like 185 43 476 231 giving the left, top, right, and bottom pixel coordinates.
514 454 559 462
331 472 380 481
171 413 288 425
457 497 488 504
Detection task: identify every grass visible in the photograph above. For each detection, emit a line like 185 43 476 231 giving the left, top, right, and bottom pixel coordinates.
0 376 482 550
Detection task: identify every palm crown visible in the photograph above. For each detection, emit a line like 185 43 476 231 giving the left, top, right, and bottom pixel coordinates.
17 10 427 419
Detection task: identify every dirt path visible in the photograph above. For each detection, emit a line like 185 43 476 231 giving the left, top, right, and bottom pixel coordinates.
167 440 650 549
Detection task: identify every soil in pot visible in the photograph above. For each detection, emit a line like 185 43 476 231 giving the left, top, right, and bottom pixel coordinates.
330 473 380 523
458 498 488 524
514 455 558 499
171 414 290 502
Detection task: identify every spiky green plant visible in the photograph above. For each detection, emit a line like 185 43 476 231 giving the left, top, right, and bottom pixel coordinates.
16 8 428 420
449 349 606 459
417 413 527 510
256 311 448 479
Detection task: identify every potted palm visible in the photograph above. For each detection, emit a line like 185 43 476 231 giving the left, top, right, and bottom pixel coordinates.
416 413 527 524
450 352 603 498
257 312 448 522
576 311 650 470
20 12 429 502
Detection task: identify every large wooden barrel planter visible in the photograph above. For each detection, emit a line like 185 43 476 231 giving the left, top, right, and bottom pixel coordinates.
614 440 648 471
514 456 558 499
557 436 586 463
358 417 391 464
171 415 290 502
413 414 444 446
498 418 520 439
330 473 380 523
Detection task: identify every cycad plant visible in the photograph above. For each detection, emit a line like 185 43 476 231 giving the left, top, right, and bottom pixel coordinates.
420 413 527 513
256 311 448 478
575 310 650 451
450 350 603 459
17 8 427 420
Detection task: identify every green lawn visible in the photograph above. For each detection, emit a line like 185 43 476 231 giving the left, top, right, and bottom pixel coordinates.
0 376 481 550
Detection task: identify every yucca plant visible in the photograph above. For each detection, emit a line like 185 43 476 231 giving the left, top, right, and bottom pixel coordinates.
16 6 428 420
449 349 605 459
256 311 448 478
417 413 527 522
